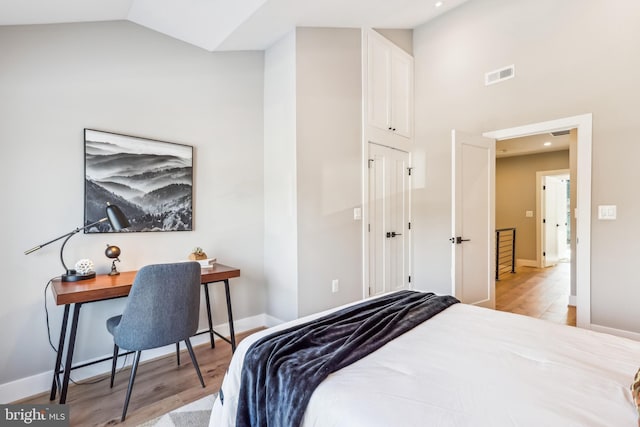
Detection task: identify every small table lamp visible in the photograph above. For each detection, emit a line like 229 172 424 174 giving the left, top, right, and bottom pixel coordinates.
105 244 121 276
24 203 130 282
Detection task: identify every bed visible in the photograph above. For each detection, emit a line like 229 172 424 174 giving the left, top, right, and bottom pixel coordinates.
210 291 640 426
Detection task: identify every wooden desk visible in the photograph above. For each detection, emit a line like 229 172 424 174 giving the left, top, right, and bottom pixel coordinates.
50 263 240 404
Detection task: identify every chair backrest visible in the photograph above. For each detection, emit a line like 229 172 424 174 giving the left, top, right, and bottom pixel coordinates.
113 262 201 351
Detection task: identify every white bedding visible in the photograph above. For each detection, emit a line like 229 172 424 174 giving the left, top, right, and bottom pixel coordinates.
210 301 640 426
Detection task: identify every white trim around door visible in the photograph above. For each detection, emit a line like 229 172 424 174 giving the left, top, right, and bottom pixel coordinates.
484 113 592 329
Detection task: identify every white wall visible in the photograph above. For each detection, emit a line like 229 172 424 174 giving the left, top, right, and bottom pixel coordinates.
373 28 413 55
413 0 640 332
0 21 265 398
262 27 364 321
496 150 570 261
264 30 299 322
295 28 363 316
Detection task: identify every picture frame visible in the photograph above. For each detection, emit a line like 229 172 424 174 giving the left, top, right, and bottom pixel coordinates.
84 129 193 233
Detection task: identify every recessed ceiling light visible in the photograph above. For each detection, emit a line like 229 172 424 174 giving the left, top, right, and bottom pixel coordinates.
435 1 444 8
544 142 552 146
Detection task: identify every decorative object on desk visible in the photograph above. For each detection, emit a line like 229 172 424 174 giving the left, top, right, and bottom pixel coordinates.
196 258 217 268
84 129 193 233
74 259 95 276
189 247 207 260
105 244 121 276
24 203 130 282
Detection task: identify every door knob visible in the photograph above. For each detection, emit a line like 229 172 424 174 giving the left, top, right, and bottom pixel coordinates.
391 232 402 237
455 236 470 244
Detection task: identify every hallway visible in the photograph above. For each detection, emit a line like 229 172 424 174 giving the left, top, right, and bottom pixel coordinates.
495 262 575 326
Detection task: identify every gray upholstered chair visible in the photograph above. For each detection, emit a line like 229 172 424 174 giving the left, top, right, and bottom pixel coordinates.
106 262 205 421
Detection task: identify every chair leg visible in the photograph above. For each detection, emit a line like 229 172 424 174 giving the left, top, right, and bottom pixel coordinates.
184 338 205 388
110 344 119 388
121 350 142 422
176 342 181 366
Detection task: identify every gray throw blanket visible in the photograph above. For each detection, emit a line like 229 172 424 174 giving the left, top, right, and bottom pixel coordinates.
235 290 459 427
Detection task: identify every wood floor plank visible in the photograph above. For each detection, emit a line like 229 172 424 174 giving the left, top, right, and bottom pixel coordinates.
496 262 576 327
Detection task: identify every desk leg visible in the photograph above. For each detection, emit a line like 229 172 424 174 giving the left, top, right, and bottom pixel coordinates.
203 284 215 349
60 303 82 404
50 304 70 401
223 279 236 352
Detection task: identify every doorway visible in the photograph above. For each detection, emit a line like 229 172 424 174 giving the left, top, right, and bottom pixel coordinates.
485 113 592 328
494 138 572 324
538 170 571 267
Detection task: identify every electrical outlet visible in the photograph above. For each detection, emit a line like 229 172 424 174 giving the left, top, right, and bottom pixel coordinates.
332 279 339 293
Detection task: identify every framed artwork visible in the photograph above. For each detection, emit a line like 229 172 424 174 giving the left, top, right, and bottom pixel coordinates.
84 129 193 233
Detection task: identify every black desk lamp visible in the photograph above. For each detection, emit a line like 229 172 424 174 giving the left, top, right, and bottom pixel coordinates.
24 203 130 282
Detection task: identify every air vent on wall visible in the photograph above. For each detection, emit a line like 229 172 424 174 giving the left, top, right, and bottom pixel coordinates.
485 64 515 86
550 130 571 136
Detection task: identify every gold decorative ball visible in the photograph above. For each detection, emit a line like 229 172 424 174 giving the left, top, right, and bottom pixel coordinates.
105 244 121 259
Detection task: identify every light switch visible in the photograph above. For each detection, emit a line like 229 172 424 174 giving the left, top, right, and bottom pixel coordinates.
598 205 617 220
525 210 534 218
353 207 362 220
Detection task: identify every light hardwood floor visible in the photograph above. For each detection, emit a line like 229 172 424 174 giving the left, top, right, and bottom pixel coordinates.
19 267 575 426
18 330 261 427
496 261 576 326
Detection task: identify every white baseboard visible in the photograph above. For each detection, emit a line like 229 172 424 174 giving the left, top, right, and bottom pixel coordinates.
264 315 284 328
0 314 269 404
590 323 640 342
516 259 538 267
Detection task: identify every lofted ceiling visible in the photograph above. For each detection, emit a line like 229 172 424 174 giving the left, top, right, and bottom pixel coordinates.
0 0 470 51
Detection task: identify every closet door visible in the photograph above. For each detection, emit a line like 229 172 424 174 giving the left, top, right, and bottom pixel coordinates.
368 143 411 296
390 49 413 139
366 30 414 140
367 33 391 133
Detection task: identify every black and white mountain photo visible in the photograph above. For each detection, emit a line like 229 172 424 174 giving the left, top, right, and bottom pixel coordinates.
84 129 193 232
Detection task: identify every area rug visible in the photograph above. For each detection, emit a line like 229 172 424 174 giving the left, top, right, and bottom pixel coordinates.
138 393 217 427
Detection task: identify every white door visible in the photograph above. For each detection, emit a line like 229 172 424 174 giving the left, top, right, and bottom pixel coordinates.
366 30 414 140
367 33 391 133
556 179 569 260
451 130 495 308
389 48 413 138
368 143 411 296
543 175 568 266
